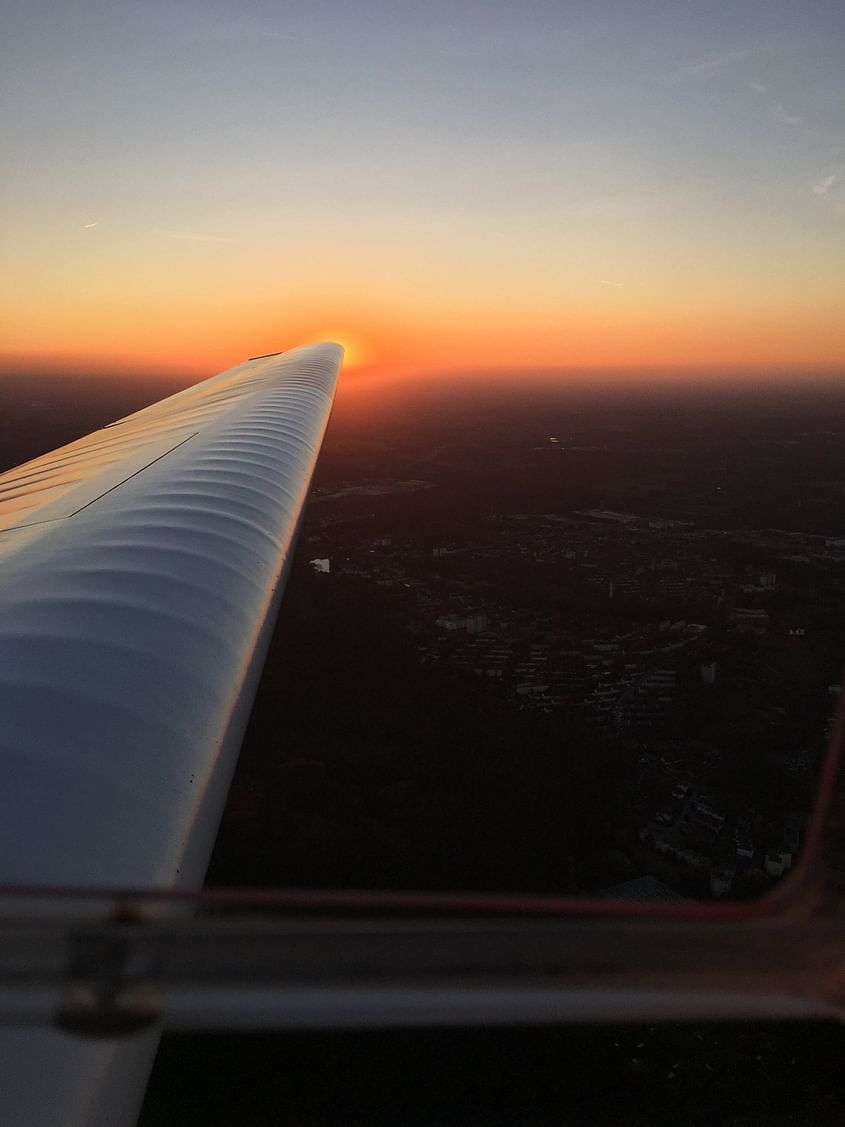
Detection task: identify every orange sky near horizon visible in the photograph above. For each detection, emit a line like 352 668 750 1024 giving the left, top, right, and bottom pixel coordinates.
3 288 843 383
3 223 844 382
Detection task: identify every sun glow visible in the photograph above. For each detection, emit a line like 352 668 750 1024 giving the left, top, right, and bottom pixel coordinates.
312 329 375 370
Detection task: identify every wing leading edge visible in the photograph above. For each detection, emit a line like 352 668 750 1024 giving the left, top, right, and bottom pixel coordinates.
0 342 343 890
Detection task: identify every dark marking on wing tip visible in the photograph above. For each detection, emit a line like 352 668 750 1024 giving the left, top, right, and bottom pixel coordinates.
248 351 285 362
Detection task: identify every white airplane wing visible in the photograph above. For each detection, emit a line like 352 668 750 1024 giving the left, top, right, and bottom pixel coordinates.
0 342 343 1125
0 341 342 890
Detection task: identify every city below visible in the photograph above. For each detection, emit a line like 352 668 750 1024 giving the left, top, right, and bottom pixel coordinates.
205 371 845 902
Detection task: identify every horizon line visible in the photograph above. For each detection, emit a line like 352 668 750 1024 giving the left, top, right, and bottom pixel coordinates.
1 352 844 386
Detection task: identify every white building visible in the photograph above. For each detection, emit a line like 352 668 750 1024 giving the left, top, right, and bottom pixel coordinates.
436 613 466 631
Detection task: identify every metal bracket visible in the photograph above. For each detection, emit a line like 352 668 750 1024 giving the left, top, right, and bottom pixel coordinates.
56 919 162 1038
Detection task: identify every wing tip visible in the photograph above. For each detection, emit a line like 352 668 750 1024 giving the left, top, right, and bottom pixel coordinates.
248 342 345 364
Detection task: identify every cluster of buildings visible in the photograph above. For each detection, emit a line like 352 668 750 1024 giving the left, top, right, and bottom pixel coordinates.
301 481 841 899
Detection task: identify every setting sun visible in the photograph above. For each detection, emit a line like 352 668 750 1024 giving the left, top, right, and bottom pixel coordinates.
309 329 375 370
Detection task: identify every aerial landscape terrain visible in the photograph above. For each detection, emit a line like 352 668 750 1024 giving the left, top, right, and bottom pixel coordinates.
2 364 842 1125
4 367 840 902
205 369 844 904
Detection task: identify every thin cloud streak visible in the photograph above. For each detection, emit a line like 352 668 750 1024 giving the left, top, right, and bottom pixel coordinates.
813 174 836 196
438 20 605 62
745 78 825 143
201 16 301 44
774 102 803 129
676 43 771 81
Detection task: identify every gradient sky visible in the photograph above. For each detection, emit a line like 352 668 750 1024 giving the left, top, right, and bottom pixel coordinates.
2 1 844 379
